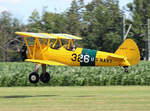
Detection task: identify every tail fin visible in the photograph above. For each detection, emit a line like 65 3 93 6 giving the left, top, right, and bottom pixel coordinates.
115 39 140 66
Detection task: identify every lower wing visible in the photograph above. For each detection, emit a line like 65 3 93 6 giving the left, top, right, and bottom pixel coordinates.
25 59 66 66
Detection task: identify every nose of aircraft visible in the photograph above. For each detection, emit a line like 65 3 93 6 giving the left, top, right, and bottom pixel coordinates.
16 48 20 53
16 45 27 61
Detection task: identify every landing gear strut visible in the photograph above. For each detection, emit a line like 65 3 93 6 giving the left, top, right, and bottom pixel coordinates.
29 64 50 83
40 65 50 83
123 66 128 73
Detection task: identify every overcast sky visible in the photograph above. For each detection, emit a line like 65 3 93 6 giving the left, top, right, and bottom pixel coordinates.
0 0 133 23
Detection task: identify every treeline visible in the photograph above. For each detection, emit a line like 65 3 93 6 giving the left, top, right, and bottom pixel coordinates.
0 0 149 61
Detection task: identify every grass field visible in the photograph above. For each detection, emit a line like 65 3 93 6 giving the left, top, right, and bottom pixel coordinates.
0 86 150 111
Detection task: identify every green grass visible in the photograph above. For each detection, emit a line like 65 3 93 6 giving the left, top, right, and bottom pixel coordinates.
0 86 150 111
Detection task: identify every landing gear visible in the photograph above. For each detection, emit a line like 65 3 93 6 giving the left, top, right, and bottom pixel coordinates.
29 64 50 83
40 64 50 83
29 72 39 83
123 66 128 73
29 72 50 83
40 72 50 83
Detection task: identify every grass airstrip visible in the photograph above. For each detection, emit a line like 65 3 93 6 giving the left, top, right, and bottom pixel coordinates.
0 86 150 111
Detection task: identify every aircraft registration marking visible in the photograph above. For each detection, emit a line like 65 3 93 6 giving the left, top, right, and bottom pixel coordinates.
71 48 113 66
80 48 97 66
71 53 112 65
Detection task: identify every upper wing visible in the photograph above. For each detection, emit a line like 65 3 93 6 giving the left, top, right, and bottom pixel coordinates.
15 32 82 40
55 33 82 40
25 59 67 66
15 32 55 39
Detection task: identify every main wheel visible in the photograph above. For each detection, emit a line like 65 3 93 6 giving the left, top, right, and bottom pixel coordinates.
40 72 50 83
29 72 39 83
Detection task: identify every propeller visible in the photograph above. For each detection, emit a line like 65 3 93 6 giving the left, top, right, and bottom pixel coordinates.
7 37 27 61
16 44 27 61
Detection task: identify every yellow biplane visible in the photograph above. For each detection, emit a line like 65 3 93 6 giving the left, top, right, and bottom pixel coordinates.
15 32 140 83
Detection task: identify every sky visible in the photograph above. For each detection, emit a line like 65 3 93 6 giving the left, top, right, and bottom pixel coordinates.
0 0 133 24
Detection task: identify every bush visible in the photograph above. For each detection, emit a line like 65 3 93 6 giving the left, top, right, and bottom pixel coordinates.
0 61 150 86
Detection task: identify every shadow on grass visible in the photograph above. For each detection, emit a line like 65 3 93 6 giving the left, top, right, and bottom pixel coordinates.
74 95 96 98
0 95 95 99
0 95 57 99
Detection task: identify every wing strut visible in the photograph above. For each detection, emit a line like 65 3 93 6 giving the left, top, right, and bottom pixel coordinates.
24 36 32 57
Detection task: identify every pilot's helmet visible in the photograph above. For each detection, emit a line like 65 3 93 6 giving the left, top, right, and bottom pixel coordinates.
73 45 76 48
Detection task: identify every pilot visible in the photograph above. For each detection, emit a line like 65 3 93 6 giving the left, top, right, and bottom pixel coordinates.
72 45 76 51
63 44 67 49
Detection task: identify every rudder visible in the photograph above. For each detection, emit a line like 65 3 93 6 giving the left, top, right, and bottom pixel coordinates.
115 39 140 66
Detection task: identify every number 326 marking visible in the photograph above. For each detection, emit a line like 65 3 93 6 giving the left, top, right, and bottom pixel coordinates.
71 53 90 63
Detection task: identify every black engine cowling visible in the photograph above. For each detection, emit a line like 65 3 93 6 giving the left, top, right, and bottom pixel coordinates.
20 45 27 61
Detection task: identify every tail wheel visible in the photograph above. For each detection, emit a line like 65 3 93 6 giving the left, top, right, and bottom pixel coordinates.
124 68 128 73
123 66 129 73
29 72 39 83
40 72 50 83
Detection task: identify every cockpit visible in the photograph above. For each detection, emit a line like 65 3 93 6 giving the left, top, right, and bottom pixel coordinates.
50 39 76 51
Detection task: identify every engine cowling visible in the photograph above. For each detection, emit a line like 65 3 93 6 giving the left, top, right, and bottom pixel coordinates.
20 45 27 61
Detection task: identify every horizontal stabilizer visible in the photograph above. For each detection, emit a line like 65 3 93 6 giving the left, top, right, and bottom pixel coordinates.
108 54 130 66
108 54 125 60
25 59 66 66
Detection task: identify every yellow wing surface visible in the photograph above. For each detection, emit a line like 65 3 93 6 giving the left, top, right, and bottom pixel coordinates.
15 32 82 40
25 59 66 66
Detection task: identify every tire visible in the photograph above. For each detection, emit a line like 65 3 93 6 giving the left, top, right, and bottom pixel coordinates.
29 72 39 83
123 66 129 73
124 69 129 73
40 72 50 83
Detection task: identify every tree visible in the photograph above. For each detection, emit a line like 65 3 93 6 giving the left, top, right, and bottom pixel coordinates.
82 0 122 52
41 11 67 33
65 0 82 35
28 9 41 32
0 11 22 61
28 8 67 33
127 0 150 59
